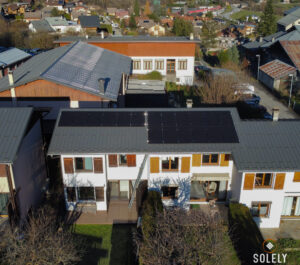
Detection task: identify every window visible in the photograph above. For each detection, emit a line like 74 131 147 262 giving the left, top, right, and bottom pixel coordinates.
108 154 118 167
178 60 187 70
281 197 300 216
77 187 95 201
75 157 93 172
255 173 273 188
133 60 141 70
161 186 178 199
155 60 164 70
0 164 7 178
251 202 271 217
0 193 9 215
95 187 104 202
202 154 219 165
161 157 179 171
143 60 152 70
119 155 127 166
66 187 76 202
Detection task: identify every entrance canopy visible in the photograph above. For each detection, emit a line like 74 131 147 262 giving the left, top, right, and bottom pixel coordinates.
192 173 230 181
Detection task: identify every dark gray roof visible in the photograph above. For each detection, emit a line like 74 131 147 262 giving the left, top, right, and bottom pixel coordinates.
0 41 131 101
78 15 100 28
0 108 33 163
278 8 300 27
284 6 300 16
242 31 286 49
31 19 55 32
0 48 31 68
48 107 300 171
55 35 199 43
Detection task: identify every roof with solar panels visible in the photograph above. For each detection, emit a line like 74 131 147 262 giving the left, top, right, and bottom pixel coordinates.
48 108 300 171
0 41 131 101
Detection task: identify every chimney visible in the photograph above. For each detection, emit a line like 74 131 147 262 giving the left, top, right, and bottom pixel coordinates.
272 37 275 42
8 70 14 86
259 37 263 42
85 34 88 39
100 31 104 39
98 78 105 94
190 33 194 40
186 99 193 108
272 108 279 121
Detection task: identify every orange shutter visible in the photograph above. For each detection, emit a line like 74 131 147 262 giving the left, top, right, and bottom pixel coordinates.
150 157 159 173
95 187 104 201
64 158 74 174
108 155 118 167
220 154 230 167
294 172 300 182
0 164 7 178
127 154 136 167
274 173 285 190
181 157 191 173
243 173 255 190
93 158 103 173
192 154 201 167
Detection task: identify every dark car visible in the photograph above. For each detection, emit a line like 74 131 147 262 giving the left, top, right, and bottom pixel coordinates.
244 94 261 105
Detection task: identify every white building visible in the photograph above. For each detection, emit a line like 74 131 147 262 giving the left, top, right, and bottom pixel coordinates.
48 108 300 228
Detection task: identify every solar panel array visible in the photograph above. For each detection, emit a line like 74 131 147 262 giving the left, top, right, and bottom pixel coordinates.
59 111 145 127
147 111 239 144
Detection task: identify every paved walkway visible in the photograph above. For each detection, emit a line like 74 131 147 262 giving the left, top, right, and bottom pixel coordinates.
255 83 299 119
261 220 300 240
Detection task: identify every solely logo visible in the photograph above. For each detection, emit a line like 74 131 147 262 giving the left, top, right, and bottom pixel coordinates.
262 239 277 253
253 239 287 264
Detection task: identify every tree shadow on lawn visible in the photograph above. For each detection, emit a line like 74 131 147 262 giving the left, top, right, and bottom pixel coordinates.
109 223 137 265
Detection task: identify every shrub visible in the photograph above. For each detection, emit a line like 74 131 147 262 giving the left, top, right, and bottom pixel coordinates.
100 24 112 34
278 238 299 249
137 71 162 81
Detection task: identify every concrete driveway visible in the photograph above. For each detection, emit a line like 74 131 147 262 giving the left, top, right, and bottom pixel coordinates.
254 83 299 119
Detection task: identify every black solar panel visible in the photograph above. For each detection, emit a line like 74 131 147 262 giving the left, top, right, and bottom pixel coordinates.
147 111 239 144
58 111 145 127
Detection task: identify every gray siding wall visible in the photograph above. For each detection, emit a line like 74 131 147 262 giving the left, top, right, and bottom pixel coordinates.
12 120 48 220
259 71 275 90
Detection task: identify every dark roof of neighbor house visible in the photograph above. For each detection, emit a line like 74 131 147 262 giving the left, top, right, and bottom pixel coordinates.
280 40 300 70
0 108 33 163
284 6 300 16
0 41 131 101
0 48 31 68
78 15 100 28
242 31 286 49
278 8 300 27
55 35 199 43
259 59 296 79
48 108 300 171
31 19 55 32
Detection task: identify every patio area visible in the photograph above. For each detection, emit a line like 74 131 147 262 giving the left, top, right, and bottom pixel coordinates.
74 200 138 225
261 220 300 240
190 203 228 220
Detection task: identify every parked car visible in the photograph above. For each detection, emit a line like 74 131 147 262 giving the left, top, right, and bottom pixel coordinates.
243 94 261 105
194 65 210 74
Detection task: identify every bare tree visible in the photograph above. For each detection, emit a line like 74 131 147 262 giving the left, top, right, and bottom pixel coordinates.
199 75 240 104
136 208 234 265
0 206 85 265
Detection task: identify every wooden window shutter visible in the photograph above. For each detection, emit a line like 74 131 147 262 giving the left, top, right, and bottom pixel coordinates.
192 154 201 167
220 154 230 167
150 157 159 173
181 157 191 173
64 158 74 174
243 173 255 190
294 172 300 182
108 155 118 167
274 173 285 190
0 164 7 178
93 158 103 173
95 187 104 201
127 154 136 167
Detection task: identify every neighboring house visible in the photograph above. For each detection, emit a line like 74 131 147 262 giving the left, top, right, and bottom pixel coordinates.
24 11 42 22
0 108 47 220
56 35 198 85
259 59 296 91
45 0 64 11
137 18 155 30
148 24 165 36
48 107 300 228
0 48 31 78
5 3 25 15
29 19 56 33
0 41 131 121
45 17 81 33
115 9 129 19
107 7 117 16
277 7 300 31
78 15 100 33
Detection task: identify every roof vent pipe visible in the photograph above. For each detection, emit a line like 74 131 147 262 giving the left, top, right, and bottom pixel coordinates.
259 37 263 42
8 70 14 86
190 32 194 40
186 99 193 108
272 108 279 121
100 31 104 39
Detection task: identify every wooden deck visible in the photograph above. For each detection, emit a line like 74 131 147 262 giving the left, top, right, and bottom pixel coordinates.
74 200 138 225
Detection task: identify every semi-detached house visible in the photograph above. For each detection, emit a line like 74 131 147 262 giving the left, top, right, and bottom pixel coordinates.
48 107 300 228
55 35 198 85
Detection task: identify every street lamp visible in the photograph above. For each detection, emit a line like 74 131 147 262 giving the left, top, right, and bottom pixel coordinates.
288 74 294 108
256 54 260 80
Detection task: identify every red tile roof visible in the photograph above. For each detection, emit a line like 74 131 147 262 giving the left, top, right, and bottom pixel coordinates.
259 59 296 79
280 40 300 70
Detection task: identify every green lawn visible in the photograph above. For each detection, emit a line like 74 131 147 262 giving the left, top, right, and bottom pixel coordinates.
74 224 136 265
277 239 300 265
231 10 263 20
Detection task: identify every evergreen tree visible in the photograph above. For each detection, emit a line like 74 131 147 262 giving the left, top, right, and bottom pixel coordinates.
144 0 151 15
129 14 137 29
134 0 140 16
257 0 277 36
172 18 193 37
201 21 217 48
228 46 240 65
218 50 229 66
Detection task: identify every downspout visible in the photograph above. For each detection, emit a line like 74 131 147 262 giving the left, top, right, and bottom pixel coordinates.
6 164 17 215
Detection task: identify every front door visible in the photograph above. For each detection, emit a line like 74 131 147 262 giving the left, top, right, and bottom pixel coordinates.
167 59 176 74
108 181 130 201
